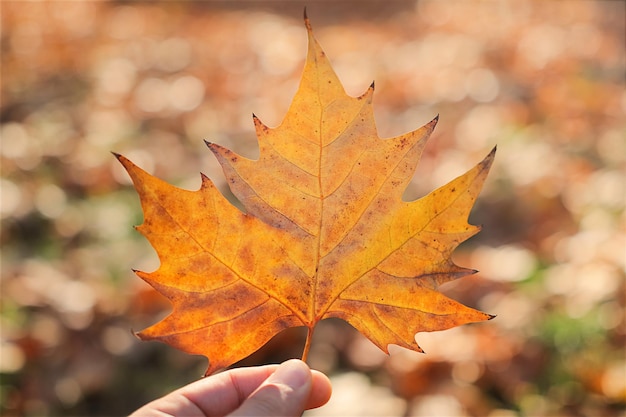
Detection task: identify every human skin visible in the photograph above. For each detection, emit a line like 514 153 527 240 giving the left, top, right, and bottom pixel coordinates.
130 359 332 417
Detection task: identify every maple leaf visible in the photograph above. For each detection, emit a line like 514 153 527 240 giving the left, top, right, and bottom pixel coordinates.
116 16 496 376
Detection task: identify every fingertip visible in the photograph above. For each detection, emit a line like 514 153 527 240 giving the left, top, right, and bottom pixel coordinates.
268 359 311 390
307 370 332 410
228 360 314 417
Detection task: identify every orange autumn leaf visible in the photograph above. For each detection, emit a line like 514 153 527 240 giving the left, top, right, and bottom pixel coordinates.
116 16 496 376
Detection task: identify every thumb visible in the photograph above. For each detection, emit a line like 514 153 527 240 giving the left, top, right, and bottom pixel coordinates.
228 359 313 417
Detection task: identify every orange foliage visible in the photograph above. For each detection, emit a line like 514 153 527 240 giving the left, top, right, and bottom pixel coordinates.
117 17 495 376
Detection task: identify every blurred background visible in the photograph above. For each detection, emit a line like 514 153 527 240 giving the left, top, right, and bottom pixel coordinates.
1 1 624 416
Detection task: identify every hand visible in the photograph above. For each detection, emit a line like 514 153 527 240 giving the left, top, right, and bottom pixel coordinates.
130 359 332 417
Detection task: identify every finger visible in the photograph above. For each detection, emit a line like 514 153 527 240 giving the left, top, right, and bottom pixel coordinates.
129 361 332 417
308 369 333 410
228 359 314 417
130 364 280 417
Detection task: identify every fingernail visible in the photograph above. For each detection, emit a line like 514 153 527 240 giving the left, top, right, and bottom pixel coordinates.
269 359 310 390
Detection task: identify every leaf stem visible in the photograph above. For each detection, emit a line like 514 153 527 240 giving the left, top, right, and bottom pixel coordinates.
301 326 314 363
